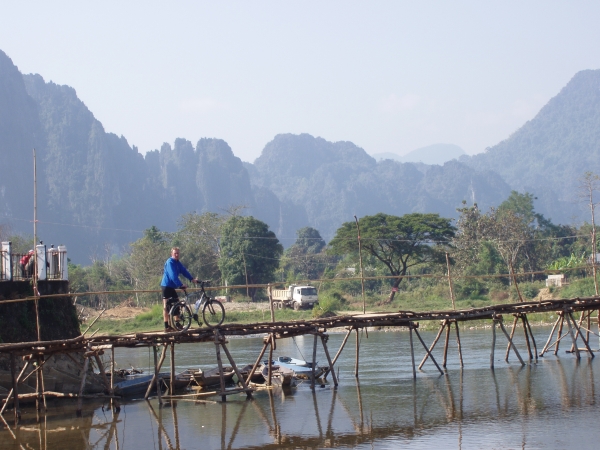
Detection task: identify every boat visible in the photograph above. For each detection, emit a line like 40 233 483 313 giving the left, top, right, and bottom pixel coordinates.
179 366 235 387
272 356 325 379
261 364 294 387
238 364 265 384
113 370 191 396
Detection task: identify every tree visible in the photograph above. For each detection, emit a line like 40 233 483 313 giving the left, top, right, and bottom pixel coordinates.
218 216 283 300
173 212 225 282
329 213 455 303
282 227 329 281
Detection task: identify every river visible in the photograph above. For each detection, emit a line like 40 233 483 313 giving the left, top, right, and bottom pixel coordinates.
1 326 599 449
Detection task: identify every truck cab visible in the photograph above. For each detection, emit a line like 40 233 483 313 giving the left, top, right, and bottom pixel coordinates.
291 285 318 310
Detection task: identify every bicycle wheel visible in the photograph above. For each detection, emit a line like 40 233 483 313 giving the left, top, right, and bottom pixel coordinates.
202 300 225 327
170 303 192 331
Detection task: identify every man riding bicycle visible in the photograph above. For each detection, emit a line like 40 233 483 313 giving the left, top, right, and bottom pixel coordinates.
161 247 198 332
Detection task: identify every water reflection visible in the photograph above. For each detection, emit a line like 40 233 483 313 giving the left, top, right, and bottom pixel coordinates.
2 331 600 449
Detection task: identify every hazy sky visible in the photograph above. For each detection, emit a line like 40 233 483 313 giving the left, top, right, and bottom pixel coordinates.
2 2 600 162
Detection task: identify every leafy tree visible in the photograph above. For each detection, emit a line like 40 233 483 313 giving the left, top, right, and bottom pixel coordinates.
126 226 171 299
218 216 283 300
282 227 329 281
329 213 455 303
173 212 225 282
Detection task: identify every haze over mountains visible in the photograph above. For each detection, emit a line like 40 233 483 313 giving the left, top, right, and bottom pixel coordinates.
1 48 599 263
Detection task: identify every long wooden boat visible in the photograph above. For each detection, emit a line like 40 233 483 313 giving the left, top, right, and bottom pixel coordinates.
179 367 235 387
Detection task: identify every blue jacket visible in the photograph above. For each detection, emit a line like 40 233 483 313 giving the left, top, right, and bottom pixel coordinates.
161 257 194 288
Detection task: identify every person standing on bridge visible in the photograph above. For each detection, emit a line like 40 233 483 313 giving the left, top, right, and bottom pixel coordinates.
161 247 198 332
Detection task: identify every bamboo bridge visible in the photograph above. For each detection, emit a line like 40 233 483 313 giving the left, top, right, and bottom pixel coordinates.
0 295 599 425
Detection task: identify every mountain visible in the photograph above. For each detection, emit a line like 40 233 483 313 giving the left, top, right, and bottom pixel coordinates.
461 69 600 224
373 144 466 165
249 134 510 241
3 46 600 263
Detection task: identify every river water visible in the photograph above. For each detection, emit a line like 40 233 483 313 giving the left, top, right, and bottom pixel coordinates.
1 325 599 449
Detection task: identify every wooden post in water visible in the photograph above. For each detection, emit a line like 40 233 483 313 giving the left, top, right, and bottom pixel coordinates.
419 320 446 370
10 353 19 425
354 328 360 378
146 345 167 403
554 312 565 355
323 327 353 380
540 314 561 356
564 311 581 359
442 322 451 368
268 284 275 323
568 312 594 356
412 326 444 375
214 331 227 402
454 321 464 367
170 343 175 396
521 315 533 360
490 319 497 369
311 333 318 389
409 325 417 380
320 334 338 387
523 315 538 360
267 334 274 387
505 315 519 362
218 336 253 398
76 356 90 416
498 319 525 366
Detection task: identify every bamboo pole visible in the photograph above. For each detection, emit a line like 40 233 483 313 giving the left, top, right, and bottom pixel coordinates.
320 335 338 387
409 326 416 380
523 315 538 360
505 315 519 362
170 343 175 396
454 321 464 367
214 332 227 402
0 358 31 415
554 313 565 355
10 353 19 425
564 312 581 359
323 327 353 380
521 315 533 360
268 284 275 323
247 337 270 385
145 345 167 402
413 326 444 375
267 335 274 387
418 320 446 370
498 319 525 366
540 314 561 356
568 312 594 356
76 356 90 416
446 253 456 310
354 328 360 378
490 320 496 369
311 333 318 389
354 216 367 314
442 322 451 368
218 336 253 398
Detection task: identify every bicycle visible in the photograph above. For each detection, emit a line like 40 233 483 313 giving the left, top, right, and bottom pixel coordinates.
167 280 225 331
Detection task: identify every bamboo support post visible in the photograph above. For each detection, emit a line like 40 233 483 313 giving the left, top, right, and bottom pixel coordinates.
267 335 274 387
0 358 31 415
170 343 175 396
522 315 538 360
324 327 353 380
214 331 227 402
540 314 561 356
445 252 456 310
409 326 416 380
419 320 446 370
564 311 581 359
218 336 253 398
555 312 565 355
454 321 464 367
10 354 19 425
521 315 533 360
505 315 519 362
442 322 451 368
247 337 270 385
354 328 360 378
498 319 525 366
320 334 338 387
412 326 444 375
76 356 90 416
490 320 497 369
568 312 594 356
145 345 167 402
268 284 275 323
311 333 318 389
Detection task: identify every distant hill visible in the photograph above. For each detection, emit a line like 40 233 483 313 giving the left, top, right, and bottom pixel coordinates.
461 69 600 224
2 45 600 263
373 143 466 165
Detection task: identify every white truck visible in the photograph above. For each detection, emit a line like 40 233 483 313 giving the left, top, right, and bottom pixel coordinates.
272 285 319 310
